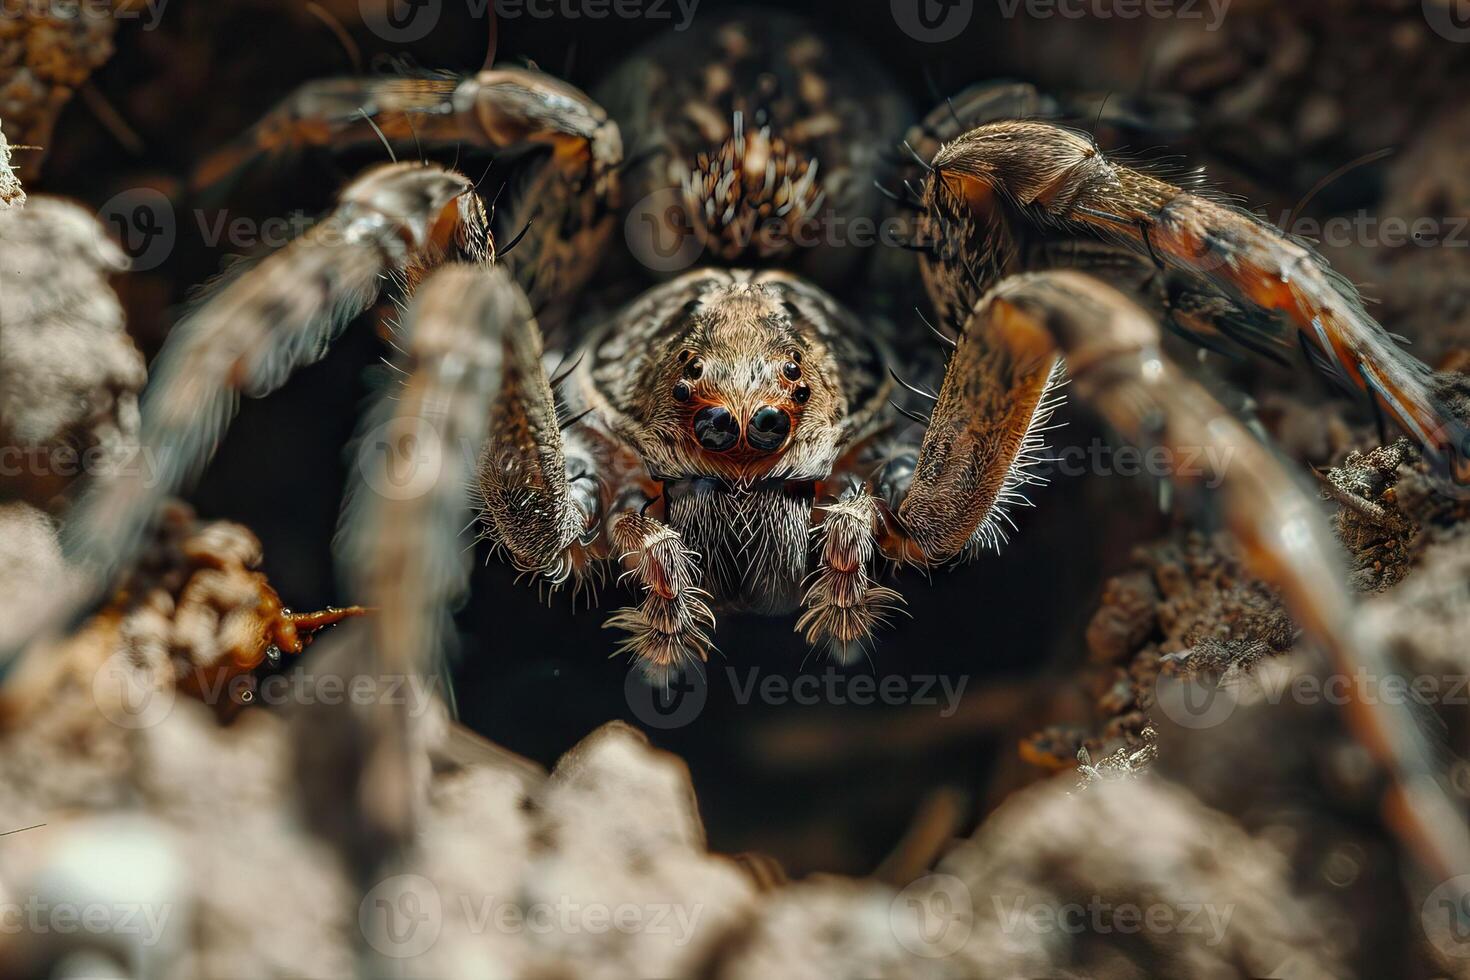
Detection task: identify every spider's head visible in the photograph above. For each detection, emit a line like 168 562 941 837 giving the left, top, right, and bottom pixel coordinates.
618 271 849 486
589 270 884 611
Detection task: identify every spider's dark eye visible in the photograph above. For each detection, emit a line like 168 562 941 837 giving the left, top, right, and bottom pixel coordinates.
793 384 811 404
694 406 739 452
782 360 802 381
672 381 692 402
747 406 791 452
684 358 705 380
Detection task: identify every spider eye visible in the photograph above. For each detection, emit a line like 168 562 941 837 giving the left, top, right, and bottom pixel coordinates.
694 406 739 452
782 360 802 381
747 406 791 452
672 381 692 402
684 358 705 381
793 384 811 404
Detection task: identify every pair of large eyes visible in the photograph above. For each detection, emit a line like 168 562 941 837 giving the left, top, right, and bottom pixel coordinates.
694 405 790 452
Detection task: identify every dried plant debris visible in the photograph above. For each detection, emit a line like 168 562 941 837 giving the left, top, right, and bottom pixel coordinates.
0 116 21 208
0 0 131 181
1027 532 1296 770
0 196 144 508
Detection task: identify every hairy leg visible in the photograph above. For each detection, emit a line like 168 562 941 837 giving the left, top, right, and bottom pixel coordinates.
797 484 903 663
473 273 599 585
194 68 620 197
917 119 1470 485
304 262 529 890
194 67 622 325
604 510 716 683
893 269 1470 897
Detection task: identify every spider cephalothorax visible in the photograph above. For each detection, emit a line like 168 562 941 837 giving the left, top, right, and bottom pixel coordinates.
14 6 1470 895
587 270 884 486
578 269 890 614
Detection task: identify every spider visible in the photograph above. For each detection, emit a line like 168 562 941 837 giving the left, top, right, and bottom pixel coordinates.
9 7 1470 889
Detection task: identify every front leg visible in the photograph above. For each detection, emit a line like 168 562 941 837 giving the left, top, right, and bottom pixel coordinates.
797 486 903 663
476 282 599 585
605 511 716 683
890 269 1470 902
895 308 1066 564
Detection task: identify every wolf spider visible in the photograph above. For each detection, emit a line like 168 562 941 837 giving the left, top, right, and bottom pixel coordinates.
11 9 1470 887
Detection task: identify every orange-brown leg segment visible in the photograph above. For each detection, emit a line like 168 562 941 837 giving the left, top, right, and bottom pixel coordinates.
894 269 1470 904
193 68 621 197
605 512 716 684
798 489 904 663
922 121 1470 488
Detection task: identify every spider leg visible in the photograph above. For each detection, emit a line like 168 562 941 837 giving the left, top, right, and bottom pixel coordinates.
303 262 518 887
196 67 622 330
2 162 477 668
193 68 621 198
920 120 1470 486
893 269 1470 896
604 509 716 684
472 271 600 584
797 482 904 664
